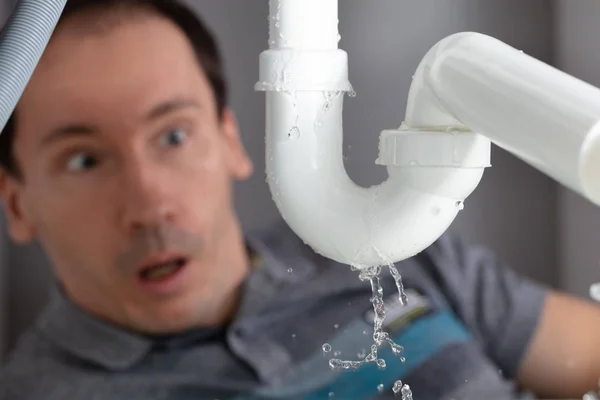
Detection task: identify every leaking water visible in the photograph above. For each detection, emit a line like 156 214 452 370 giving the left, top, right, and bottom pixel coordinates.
314 91 344 132
326 263 413 398
288 126 300 140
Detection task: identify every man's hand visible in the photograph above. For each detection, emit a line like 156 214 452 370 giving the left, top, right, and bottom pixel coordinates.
517 290 600 398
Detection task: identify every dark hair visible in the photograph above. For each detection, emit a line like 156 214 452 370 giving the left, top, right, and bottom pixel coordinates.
0 0 228 178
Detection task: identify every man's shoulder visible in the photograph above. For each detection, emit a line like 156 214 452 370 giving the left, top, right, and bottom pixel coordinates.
0 327 67 399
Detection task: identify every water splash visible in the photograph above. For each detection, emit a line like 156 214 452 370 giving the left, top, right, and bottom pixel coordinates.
327 264 413 399
388 263 408 306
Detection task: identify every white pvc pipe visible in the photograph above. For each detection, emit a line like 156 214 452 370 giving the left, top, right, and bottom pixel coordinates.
257 0 488 267
257 1 600 267
263 89 487 266
269 0 339 50
406 32 600 204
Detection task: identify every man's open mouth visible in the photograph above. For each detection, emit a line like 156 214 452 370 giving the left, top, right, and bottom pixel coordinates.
138 257 187 282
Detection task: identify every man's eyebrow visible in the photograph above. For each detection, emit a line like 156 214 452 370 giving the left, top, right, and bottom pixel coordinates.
40 125 96 149
145 98 201 121
38 98 201 148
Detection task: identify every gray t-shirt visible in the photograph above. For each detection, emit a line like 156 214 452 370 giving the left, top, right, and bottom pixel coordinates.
0 221 546 400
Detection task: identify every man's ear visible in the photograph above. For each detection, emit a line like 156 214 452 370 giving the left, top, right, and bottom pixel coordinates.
0 169 36 243
220 107 253 180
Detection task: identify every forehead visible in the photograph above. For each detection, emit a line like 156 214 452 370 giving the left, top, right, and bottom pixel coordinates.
17 13 214 129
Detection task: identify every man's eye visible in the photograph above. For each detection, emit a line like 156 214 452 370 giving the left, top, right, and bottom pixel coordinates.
159 128 187 147
66 153 98 172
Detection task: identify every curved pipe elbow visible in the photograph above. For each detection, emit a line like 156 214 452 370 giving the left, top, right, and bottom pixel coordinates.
404 32 477 128
256 20 491 267
263 89 489 267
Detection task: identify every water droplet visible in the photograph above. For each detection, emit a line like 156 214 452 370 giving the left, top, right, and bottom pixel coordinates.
376 359 386 369
348 90 357 98
287 126 300 140
519 49 524 53
291 333 296 339
287 268 293 274
329 392 335 399
333 351 342 357
392 380 403 394
432 206 440 216
377 384 385 393
322 343 332 353
401 384 413 400
362 330 368 335
328 358 340 369
357 349 366 358
456 200 464 210
347 301 352 306
334 324 339 329
409 160 419 166
400 356 406 363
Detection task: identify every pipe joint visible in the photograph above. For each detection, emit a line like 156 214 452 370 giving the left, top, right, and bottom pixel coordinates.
255 49 354 93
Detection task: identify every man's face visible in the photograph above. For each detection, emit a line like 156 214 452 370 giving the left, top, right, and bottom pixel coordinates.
0 14 253 333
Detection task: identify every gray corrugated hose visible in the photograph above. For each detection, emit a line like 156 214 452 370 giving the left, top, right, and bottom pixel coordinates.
0 0 66 132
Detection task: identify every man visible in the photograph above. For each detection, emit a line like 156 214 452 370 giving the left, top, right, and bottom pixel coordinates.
0 1 599 399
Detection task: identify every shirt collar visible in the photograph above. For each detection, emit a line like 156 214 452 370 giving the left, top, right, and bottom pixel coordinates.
36 287 152 371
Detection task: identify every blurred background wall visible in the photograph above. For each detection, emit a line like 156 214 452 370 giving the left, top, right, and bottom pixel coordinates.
1 0 597 361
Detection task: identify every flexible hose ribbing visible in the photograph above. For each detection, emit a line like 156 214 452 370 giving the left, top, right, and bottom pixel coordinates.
0 0 66 132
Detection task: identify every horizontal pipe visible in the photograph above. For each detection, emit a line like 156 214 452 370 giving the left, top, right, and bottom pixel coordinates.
407 32 600 206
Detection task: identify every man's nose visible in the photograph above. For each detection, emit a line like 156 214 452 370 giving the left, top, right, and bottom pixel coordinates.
118 163 177 233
